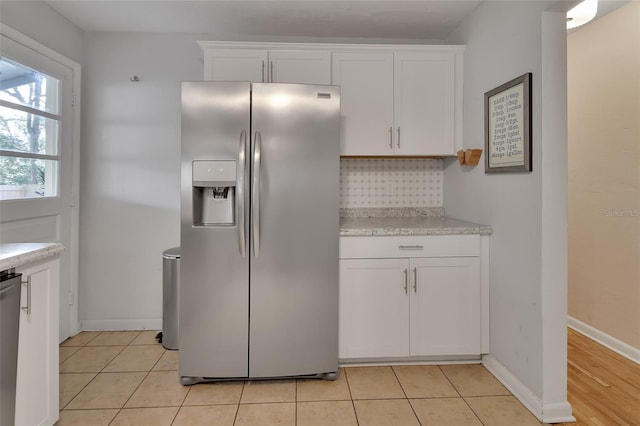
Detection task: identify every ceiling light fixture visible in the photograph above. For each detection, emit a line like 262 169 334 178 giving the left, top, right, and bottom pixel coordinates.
567 0 598 30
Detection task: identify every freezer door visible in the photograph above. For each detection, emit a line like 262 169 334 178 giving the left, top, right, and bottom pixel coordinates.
249 83 340 378
180 81 251 379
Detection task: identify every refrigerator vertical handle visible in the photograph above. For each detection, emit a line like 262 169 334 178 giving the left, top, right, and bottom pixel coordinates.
252 131 262 257
237 130 247 257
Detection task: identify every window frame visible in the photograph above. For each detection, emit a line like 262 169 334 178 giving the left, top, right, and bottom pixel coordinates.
1 55 64 199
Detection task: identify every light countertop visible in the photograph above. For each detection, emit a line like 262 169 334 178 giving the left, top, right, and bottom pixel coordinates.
0 243 65 271
339 208 492 236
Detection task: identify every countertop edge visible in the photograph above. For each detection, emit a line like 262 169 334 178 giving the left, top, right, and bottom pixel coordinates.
340 226 493 236
0 243 65 271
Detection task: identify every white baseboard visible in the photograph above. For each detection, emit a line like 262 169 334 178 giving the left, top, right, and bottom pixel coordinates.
542 402 576 424
482 355 543 420
482 355 575 424
80 318 162 331
568 316 640 365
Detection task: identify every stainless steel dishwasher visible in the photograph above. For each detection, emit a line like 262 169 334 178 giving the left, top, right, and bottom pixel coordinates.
1 270 22 426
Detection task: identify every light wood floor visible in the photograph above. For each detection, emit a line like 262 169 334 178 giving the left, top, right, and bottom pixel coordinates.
560 328 640 425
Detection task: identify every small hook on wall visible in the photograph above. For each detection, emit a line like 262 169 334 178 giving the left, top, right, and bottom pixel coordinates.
130 75 141 83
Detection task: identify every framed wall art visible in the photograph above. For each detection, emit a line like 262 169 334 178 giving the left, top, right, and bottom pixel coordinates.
485 72 532 173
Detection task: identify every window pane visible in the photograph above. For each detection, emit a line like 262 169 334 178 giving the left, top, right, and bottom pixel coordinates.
0 156 58 199
0 57 60 114
0 105 58 155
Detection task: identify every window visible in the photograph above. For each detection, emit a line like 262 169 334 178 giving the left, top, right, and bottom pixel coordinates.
0 57 61 199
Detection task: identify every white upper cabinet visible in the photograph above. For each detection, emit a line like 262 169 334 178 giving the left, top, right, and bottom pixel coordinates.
333 49 462 156
199 42 464 156
203 48 330 84
268 50 331 84
332 52 395 156
204 49 268 82
394 52 457 156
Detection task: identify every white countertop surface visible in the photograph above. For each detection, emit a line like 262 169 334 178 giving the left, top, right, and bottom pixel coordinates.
0 243 65 271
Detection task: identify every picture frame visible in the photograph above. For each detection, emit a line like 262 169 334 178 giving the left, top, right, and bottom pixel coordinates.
484 72 532 173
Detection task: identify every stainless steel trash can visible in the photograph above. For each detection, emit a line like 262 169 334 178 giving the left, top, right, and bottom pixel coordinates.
1 271 22 426
161 247 180 350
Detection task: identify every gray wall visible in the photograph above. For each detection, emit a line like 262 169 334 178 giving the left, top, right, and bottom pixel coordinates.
444 1 569 419
79 33 202 329
0 1 83 64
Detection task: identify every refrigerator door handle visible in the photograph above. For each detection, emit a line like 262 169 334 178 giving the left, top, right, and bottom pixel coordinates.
252 131 262 257
237 130 247 256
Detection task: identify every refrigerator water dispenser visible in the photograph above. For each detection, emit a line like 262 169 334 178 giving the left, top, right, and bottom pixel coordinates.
192 160 236 226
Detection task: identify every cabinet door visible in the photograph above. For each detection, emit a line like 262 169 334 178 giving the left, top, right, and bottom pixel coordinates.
394 52 456 156
204 48 268 82
332 52 394 156
15 259 60 426
339 258 409 358
268 50 331 84
409 257 480 356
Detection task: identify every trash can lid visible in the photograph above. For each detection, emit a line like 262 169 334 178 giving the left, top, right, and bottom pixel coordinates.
162 247 181 259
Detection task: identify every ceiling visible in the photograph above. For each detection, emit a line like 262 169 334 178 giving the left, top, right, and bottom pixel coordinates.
43 0 629 41
44 1 483 41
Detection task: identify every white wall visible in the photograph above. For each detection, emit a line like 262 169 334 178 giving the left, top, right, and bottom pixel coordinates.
79 33 202 329
0 1 83 64
445 1 571 422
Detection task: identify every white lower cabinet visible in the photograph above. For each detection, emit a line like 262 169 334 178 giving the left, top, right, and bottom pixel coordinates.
339 235 483 360
408 257 480 356
339 258 410 358
15 258 60 426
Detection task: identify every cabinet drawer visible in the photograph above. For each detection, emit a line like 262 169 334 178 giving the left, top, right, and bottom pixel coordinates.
339 235 480 259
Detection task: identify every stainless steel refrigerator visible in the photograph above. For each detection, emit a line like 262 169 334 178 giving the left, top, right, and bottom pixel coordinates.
179 81 340 384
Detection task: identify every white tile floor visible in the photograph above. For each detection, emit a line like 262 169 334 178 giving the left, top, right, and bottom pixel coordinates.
58 330 545 425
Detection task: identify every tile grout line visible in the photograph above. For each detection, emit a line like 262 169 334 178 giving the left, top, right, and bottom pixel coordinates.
232 376 247 425
170 366 191 426
391 365 422 425
61 331 137 413
343 368 360 426
101 331 144 426
438 365 486 426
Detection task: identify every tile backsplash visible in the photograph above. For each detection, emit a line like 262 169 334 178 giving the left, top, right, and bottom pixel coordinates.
340 158 443 208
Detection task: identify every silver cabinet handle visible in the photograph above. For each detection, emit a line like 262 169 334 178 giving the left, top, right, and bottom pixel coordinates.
398 245 424 250
413 268 417 293
261 61 265 83
21 276 31 315
252 131 262 257
389 126 393 149
403 268 408 294
270 61 274 83
397 126 401 148
237 130 247 257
